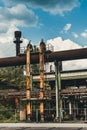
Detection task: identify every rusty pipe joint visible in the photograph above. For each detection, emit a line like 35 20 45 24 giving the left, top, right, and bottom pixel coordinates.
40 39 46 53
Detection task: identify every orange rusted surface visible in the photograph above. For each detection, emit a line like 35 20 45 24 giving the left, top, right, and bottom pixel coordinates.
26 90 30 99
40 91 44 98
26 44 31 117
39 41 45 115
15 97 19 108
26 102 31 115
40 102 44 114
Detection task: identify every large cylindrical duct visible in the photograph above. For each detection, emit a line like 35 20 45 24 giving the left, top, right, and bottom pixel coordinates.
39 40 46 122
26 43 31 121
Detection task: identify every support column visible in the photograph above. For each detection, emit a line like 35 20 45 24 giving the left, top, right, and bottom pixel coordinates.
55 61 62 122
39 40 46 122
58 62 62 122
15 97 19 109
30 72 33 118
69 101 72 115
26 43 31 121
55 61 59 121
73 98 76 120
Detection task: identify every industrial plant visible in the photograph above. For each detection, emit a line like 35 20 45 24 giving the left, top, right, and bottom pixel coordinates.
0 31 87 122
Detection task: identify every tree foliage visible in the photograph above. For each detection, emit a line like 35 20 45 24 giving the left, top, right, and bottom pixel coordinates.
0 66 26 90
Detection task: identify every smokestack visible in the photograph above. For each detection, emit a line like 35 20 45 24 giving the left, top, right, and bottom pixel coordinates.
14 31 22 56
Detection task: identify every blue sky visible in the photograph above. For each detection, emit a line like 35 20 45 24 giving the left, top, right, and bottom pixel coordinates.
0 0 87 47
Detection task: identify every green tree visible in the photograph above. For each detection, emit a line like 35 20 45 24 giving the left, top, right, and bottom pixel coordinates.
0 66 26 90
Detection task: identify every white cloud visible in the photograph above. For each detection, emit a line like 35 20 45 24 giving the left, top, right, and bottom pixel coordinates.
0 25 17 58
81 30 87 38
3 0 80 15
0 25 29 58
47 36 81 51
72 32 79 38
62 23 71 33
0 4 38 34
47 37 87 71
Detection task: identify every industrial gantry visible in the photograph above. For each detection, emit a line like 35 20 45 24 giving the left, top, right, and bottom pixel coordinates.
0 31 87 122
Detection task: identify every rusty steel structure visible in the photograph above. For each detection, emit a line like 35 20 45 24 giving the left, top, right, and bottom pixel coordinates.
39 40 45 121
26 43 31 121
1 31 87 122
0 47 87 67
1 88 87 98
15 97 19 108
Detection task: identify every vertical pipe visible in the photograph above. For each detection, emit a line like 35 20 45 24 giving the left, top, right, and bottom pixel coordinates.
39 41 45 122
14 31 22 56
69 101 72 115
26 43 31 121
58 63 62 123
55 61 59 121
55 61 62 122
15 97 19 108
16 43 20 56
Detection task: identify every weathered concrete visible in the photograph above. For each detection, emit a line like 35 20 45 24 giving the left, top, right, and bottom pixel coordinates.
0 123 87 128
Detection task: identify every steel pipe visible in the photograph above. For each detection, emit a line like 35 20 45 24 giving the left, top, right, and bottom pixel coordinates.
0 47 87 67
